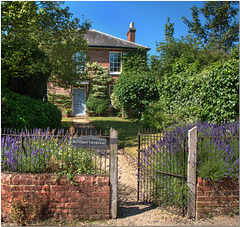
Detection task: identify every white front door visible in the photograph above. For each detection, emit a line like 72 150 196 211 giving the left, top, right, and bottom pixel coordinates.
73 88 86 115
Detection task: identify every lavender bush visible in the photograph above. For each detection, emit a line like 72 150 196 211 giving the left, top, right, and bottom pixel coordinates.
1 128 106 176
139 120 239 210
196 120 239 181
167 120 239 181
140 133 187 211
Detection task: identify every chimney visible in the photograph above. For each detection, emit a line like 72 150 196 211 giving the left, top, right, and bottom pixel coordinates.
127 22 136 43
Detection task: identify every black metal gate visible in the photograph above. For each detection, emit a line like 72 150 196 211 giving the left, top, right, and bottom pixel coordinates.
137 129 187 216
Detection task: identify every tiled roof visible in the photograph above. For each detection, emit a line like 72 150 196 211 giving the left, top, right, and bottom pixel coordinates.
84 29 150 50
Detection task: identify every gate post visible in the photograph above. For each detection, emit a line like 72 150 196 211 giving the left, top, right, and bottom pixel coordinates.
110 128 118 219
187 126 197 219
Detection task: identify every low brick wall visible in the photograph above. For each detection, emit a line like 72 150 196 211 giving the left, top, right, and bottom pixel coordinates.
196 177 239 218
1 172 110 223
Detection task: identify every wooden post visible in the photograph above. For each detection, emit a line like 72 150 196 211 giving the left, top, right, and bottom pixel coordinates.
187 126 197 219
110 128 118 219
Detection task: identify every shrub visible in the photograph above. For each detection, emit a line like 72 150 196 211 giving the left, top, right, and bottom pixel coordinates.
140 101 177 130
139 120 239 208
160 57 239 123
151 120 239 181
113 72 159 118
1 129 106 183
1 90 61 129
86 62 112 116
199 58 239 122
86 94 110 116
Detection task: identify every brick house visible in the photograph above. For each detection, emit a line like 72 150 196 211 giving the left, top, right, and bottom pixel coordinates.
48 22 150 116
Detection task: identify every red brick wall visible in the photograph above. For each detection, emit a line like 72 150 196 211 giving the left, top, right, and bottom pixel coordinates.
88 49 109 69
48 82 71 96
196 177 239 218
1 173 110 223
88 48 124 71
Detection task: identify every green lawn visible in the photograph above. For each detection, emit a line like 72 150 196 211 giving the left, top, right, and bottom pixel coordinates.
61 117 73 132
87 116 140 157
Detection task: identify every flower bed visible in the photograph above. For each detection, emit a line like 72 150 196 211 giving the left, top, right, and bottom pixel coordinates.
1 128 111 225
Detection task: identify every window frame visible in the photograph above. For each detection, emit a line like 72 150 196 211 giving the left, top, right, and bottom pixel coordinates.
109 51 122 75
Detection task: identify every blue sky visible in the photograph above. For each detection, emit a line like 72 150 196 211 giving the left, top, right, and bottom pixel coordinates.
63 1 204 56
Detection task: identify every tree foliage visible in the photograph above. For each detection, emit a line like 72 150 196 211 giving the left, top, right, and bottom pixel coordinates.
152 17 227 80
148 3 239 127
159 56 239 123
113 72 159 118
86 62 112 116
2 39 51 99
1 1 91 89
182 1 239 52
1 91 61 129
86 62 112 98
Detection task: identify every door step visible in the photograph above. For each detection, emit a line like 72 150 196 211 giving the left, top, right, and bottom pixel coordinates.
73 116 86 119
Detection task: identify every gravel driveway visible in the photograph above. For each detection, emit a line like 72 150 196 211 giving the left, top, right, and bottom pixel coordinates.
92 149 238 226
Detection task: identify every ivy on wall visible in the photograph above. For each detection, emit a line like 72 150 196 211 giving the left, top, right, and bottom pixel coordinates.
122 47 149 73
48 93 72 113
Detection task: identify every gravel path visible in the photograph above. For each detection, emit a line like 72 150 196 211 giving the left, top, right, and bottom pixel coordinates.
71 117 239 226
93 149 239 226
2 118 238 226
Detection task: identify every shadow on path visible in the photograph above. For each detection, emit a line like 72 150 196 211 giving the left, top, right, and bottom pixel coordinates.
117 178 157 219
117 202 156 219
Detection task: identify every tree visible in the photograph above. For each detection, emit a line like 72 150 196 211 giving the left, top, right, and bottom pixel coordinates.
182 1 239 52
152 17 226 79
1 1 91 91
86 62 112 99
2 38 51 99
164 17 175 40
113 72 159 118
86 62 112 116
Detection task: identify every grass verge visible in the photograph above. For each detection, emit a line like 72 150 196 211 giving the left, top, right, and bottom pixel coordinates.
87 116 140 157
61 117 73 132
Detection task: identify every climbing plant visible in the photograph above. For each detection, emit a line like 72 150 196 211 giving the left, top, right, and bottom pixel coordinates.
122 47 149 74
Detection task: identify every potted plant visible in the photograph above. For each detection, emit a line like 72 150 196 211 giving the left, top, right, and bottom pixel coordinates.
64 109 72 118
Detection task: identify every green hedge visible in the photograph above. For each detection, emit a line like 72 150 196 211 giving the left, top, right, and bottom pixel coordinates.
1 90 62 129
86 94 110 116
160 58 239 123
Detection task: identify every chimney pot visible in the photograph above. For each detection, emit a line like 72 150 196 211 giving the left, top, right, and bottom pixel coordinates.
127 22 136 43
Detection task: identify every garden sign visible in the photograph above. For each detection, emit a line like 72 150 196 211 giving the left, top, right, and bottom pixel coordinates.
71 135 107 149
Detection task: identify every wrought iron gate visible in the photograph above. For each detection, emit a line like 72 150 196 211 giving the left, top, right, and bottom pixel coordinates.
137 129 187 216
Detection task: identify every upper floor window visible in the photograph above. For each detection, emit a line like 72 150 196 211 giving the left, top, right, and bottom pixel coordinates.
109 52 122 74
73 51 86 73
